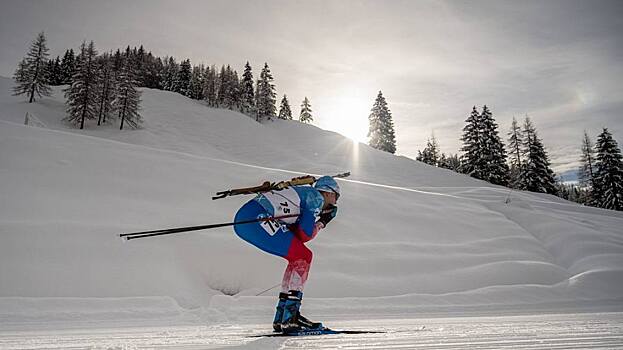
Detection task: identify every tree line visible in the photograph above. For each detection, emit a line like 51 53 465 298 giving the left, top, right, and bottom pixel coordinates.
13 32 318 129
13 32 142 130
16 33 618 211
417 105 623 211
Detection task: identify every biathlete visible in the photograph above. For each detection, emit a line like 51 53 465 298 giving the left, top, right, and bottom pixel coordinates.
233 175 340 333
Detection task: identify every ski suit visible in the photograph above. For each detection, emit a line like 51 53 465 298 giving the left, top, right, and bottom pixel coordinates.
233 186 325 292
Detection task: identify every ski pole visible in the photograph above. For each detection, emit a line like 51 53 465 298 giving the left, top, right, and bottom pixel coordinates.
255 283 281 296
120 213 300 241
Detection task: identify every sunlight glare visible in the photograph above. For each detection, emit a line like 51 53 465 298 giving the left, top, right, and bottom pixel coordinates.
329 97 369 144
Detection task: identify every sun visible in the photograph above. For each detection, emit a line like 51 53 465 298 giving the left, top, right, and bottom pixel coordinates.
328 97 369 144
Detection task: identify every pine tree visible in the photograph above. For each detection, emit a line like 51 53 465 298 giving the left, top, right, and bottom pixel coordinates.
217 65 239 109
135 45 147 86
592 128 623 211
203 65 218 107
162 57 178 91
459 106 482 176
232 70 242 110
95 53 117 126
578 131 596 189
255 62 277 121
299 97 313 123
52 56 63 85
520 116 557 194
116 55 143 130
507 116 524 187
60 49 76 84
45 56 62 86
479 105 509 186
63 41 99 129
217 65 228 106
416 133 440 166
439 153 461 172
13 32 52 103
188 64 204 100
174 59 192 95
112 49 123 72
241 61 255 114
367 91 397 154
278 94 292 120
143 52 163 89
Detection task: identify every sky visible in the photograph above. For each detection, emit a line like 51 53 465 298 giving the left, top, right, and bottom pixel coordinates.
1 0 622 174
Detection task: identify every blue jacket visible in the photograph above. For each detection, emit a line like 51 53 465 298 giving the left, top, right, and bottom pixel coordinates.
253 185 324 241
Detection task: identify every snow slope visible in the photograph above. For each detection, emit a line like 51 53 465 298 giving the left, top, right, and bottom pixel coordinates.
1 77 623 329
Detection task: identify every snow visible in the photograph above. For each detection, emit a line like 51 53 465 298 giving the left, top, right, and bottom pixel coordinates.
1 76 623 347
1 313 622 349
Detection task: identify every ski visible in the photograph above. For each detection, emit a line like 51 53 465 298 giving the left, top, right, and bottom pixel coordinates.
250 328 385 337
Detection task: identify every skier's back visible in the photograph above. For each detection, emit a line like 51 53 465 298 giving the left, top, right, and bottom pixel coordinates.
233 175 340 333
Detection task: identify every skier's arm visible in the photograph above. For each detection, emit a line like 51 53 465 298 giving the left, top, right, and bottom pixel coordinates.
289 208 321 242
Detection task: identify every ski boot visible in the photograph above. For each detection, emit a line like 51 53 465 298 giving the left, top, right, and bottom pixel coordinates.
280 290 323 334
272 292 288 332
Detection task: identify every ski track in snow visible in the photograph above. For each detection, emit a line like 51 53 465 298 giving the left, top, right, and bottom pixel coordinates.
1 313 623 350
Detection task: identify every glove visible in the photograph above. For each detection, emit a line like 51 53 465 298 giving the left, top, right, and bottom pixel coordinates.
318 205 338 228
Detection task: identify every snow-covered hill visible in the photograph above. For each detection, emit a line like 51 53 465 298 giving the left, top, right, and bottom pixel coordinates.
1 76 622 328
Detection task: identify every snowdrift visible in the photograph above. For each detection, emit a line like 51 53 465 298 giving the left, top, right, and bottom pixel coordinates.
1 77 622 327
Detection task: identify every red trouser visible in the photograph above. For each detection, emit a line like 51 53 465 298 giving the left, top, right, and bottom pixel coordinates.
234 199 317 292
282 236 313 292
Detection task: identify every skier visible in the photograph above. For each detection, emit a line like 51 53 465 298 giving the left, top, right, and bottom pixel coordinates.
233 175 340 333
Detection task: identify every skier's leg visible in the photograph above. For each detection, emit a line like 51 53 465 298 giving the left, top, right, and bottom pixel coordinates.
280 238 322 332
272 292 288 332
281 238 313 292
233 199 293 257
234 199 298 331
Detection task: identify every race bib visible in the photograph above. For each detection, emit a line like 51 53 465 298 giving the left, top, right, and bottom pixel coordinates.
258 214 283 236
263 188 301 224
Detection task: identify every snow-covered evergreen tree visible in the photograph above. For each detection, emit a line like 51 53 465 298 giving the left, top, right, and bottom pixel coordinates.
63 41 99 129
174 59 192 95
278 94 292 120
12 31 52 103
459 106 482 176
578 131 596 189
95 53 117 126
203 65 218 107
439 153 461 172
520 117 557 194
188 64 204 100
459 105 509 185
232 70 242 110
255 62 277 121
217 65 239 109
45 56 63 86
241 61 255 114
479 105 509 186
217 65 228 106
115 55 143 130
507 116 524 187
53 56 63 85
162 57 178 91
44 59 54 85
60 49 76 84
299 97 313 123
416 133 440 166
367 91 397 154
135 45 147 86
592 128 623 211
143 52 163 89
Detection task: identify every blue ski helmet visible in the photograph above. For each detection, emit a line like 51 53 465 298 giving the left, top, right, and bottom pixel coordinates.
314 176 340 199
